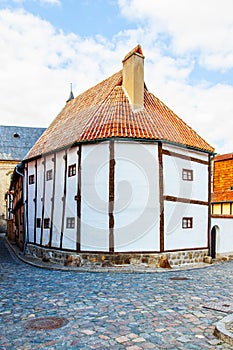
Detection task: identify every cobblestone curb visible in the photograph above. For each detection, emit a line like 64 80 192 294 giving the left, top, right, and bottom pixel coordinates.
4 236 219 273
214 314 233 346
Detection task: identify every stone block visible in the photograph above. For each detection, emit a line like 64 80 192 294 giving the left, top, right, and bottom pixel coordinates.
64 255 82 267
203 256 213 264
157 255 171 269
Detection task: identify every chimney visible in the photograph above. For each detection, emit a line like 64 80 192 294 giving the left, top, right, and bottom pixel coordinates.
122 45 144 111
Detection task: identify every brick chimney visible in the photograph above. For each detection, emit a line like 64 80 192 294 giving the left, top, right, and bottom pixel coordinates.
122 45 144 111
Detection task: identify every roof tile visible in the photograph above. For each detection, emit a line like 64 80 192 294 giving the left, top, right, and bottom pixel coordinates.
26 69 214 160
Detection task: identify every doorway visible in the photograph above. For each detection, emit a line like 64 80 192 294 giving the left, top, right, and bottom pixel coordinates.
210 225 219 258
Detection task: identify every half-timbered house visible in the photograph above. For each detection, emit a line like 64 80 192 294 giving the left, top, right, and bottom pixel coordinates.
23 46 215 266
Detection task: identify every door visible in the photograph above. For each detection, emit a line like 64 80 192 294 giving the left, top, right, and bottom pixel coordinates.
210 226 216 258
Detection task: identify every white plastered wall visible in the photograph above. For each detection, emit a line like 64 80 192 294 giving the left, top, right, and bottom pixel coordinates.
163 144 209 250
163 144 209 201
43 154 54 246
114 141 160 252
211 218 233 255
51 150 65 248
80 142 109 251
164 201 208 250
62 147 78 250
35 158 43 244
27 161 36 243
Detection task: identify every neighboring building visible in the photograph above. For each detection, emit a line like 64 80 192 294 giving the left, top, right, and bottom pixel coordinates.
22 46 215 265
7 164 24 249
0 126 45 232
211 153 233 258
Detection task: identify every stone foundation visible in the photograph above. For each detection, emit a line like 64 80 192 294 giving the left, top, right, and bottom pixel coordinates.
26 244 208 268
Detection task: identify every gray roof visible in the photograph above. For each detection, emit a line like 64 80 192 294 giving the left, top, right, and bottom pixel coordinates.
0 125 46 161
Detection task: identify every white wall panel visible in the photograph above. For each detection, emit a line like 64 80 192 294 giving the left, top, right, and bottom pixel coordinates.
62 147 78 250
42 155 53 246
114 142 160 252
27 161 36 243
163 155 208 201
163 144 209 162
35 158 44 244
51 151 65 248
164 201 208 250
211 218 233 255
81 143 109 251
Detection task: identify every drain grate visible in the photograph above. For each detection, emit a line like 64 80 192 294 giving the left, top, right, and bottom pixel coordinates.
25 317 68 330
170 277 190 281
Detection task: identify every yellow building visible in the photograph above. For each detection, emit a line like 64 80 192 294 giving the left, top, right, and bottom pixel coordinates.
211 153 233 216
211 153 233 258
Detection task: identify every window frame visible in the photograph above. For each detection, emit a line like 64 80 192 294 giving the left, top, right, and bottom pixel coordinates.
29 174 35 185
46 169 53 181
182 217 193 229
66 217 75 229
44 218 50 229
182 168 193 181
36 218 41 228
68 164 76 177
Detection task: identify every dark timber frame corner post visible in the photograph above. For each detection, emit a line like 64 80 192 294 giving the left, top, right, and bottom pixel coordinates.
158 142 164 252
208 153 212 255
60 151 67 249
40 157 46 246
109 140 115 253
76 145 82 252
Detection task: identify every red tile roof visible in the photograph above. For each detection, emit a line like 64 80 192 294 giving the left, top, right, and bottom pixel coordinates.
26 69 214 160
214 153 233 162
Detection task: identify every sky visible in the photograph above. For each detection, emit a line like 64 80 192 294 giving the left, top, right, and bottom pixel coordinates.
0 0 233 154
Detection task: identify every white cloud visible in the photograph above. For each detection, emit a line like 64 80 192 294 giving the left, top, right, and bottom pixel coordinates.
118 0 233 71
0 8 120 127
0 4 233 155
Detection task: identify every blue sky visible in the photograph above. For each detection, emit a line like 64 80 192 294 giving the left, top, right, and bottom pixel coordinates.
0 0 233 153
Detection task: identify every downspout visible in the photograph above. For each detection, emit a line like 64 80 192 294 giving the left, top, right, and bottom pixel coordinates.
16 163 28 255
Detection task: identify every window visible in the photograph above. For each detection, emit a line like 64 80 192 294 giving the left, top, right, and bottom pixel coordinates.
66 217 75 229
29 175 35 185
230 186 233 191
182 217 193 229
44 218 50 229
36 218 41 228
182 169 193 181
68 164 76 177
46 169 53 181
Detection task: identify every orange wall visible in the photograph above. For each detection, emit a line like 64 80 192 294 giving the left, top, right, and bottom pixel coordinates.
214 159 233 192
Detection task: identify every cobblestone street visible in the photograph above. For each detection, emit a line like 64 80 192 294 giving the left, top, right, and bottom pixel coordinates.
0 236 233 349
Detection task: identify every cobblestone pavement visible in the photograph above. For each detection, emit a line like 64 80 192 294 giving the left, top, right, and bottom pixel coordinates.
0 237 233 349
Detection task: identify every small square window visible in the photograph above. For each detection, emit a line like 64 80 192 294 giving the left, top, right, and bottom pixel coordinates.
46 170 53 181
182 169 193 181
230 186 233 191
66 217 75 229
44 218 50 229
29 175 35 185
182 217 193 229
36 218 41 228
68 164 76 177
